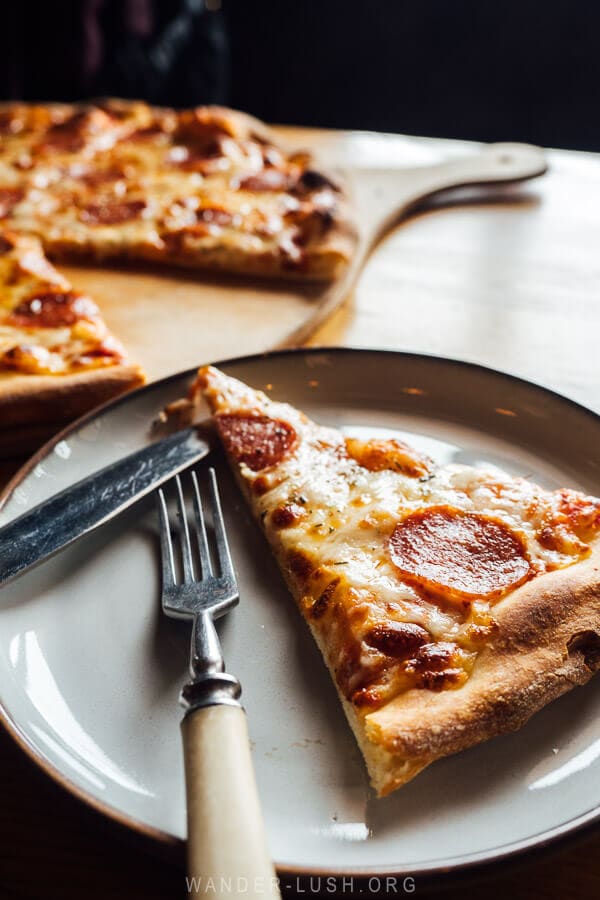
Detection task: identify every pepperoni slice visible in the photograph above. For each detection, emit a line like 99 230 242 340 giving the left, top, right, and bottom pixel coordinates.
388 506 532 601
7 292 99 328
216 413 297 471
79 200 146 226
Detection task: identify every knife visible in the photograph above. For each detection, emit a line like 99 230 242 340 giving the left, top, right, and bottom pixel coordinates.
0 427 211 589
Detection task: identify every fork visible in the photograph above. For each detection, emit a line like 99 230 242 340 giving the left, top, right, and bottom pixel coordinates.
157 468 280 898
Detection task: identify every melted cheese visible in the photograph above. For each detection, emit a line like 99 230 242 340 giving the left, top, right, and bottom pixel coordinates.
248 435 591 636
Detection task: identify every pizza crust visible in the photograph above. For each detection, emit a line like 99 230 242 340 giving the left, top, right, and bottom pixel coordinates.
44 229 355 282
364 537 600 795
0 365 145 429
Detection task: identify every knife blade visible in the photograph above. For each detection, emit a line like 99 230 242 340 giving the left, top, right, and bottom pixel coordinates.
0 426 211 588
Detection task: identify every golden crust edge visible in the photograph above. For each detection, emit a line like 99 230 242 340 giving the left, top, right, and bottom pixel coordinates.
0 364 146 427
43 231 356 282
366 540 600 771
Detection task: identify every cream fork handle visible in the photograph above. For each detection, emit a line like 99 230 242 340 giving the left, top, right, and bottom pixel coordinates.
182 704 281 899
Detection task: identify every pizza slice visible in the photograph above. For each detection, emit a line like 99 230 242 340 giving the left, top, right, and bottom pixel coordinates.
189 365 600 796
0 101 356 280
0 230 144 437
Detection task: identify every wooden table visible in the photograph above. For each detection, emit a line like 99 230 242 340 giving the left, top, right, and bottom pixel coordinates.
1 125 600 898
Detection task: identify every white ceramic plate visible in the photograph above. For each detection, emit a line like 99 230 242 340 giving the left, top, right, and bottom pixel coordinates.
1 348 600 882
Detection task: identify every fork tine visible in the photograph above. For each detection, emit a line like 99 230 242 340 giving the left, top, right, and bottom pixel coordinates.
191 469 213 577
156 488 176 587
175 474 195 583
207 467 235 583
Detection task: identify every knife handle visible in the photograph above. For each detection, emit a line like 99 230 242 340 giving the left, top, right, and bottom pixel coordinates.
181 704 281 899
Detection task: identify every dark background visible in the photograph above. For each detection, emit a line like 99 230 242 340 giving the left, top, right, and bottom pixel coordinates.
1 0 599 151
225 0 600 151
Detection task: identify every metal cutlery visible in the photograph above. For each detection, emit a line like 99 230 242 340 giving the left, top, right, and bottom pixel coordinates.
0 427 211 588
157 468 280 898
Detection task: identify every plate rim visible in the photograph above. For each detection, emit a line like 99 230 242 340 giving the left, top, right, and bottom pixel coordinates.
1 344 600 881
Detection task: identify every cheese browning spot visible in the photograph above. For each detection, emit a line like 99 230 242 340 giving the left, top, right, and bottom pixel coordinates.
405 642 467 691
1 344 57 373
556 489 600 534
365 621 430 658
216 412 297 471
271 503 306 529
252 475 272 496
311 577 340 619
388 506 532 602
345 437 432 478
287 549 314 584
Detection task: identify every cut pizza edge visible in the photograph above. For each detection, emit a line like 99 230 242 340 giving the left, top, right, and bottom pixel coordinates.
42 232 356 283
181 364 600 798
0 229 145 437
0 366 146 426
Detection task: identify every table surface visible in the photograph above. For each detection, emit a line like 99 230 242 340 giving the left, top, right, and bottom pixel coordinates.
1 124 600 899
